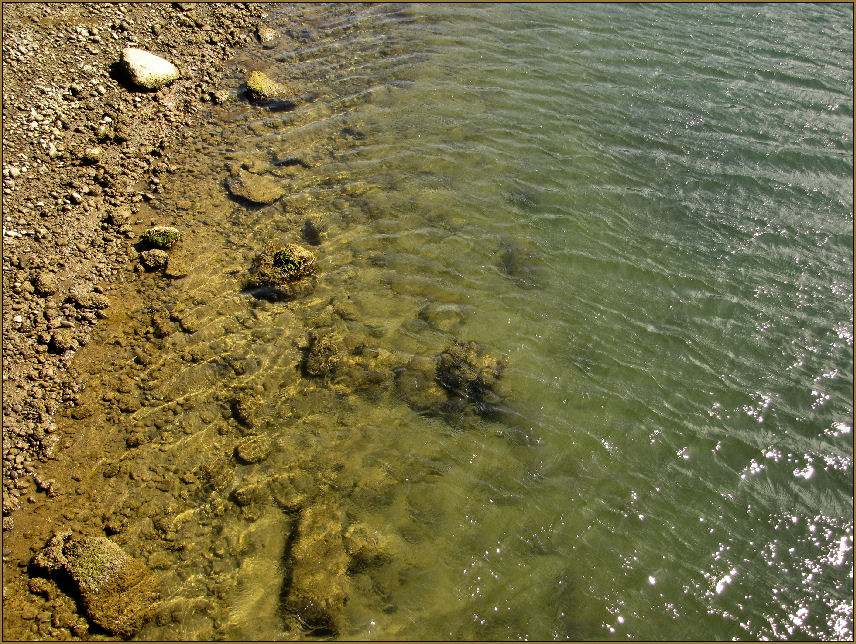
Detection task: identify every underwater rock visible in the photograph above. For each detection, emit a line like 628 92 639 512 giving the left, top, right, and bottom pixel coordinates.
31 532 160 638
225 169 285 205
141 226 181 249
140 248 169 272
417 302 471 332
343 523 393 573
281 504 349 637
232 392 262 429
302 330 340 377
302 219 326 246
121 47 179 90
163 252 189 279
269 470 315 512
435 340 509 415
497 240 548 289
246 243 318 300
394 367 446 413
194 456 234 494
245 70 292 102
235 435 272 464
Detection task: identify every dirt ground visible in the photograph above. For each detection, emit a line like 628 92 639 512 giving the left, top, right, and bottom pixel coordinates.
1 2 290 638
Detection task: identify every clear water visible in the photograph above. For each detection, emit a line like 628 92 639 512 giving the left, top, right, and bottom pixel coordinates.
35 3 853 641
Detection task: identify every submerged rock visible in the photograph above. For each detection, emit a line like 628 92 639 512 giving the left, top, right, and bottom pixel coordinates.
140 248 169 271
235 435 272 464
497 240 548 289
121 47 179 90
246 70 292 102
281 504 349 637
31 532 160 638
246 243 318 300
435 340 510 418
225 169 285 205
303 330 340 377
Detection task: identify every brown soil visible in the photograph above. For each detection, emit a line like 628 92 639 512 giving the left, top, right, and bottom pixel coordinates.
0 2 290 638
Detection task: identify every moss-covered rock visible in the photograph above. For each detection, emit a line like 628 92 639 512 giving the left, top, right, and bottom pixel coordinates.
435 340 510 418
142 226 181 249
246 70 292 102
31 532 160 638
246 243 318 300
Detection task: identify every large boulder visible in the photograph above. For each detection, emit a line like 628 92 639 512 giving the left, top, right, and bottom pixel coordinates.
31 532 160 638
120 48 179 89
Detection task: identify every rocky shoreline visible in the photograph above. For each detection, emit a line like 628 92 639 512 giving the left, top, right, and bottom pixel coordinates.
1 2 281 531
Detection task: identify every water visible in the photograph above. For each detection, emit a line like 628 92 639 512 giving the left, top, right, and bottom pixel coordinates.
28 3 853 641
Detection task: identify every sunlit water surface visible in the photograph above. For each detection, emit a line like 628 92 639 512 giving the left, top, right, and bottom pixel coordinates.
35 3 854 641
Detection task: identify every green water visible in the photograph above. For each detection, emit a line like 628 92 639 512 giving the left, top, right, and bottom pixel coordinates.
41 3 853 640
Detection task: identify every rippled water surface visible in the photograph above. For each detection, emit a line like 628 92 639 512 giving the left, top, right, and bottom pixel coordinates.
35 3 854 640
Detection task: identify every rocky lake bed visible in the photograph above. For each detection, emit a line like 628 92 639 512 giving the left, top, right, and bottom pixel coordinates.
1 3 307 639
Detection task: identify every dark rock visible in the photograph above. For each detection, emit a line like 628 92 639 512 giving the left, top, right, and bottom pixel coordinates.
497 240 548 289
302 219 325 246
435 340 509 417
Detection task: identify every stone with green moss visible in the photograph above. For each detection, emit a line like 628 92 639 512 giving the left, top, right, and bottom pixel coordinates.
246 70 292 102
31 531 160 638
142 225 181 249
247 243 318 300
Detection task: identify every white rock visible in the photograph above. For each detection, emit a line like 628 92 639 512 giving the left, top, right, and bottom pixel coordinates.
121 48 179 90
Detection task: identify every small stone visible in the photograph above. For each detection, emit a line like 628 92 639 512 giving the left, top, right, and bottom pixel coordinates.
245 70 292 102
32 272 58 296
49 329 76 353
69 192 83 204
81 147 102 164
256 24 278 45
121 48 180 90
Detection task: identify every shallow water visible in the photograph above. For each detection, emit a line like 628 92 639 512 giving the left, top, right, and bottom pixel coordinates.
25 3 854 640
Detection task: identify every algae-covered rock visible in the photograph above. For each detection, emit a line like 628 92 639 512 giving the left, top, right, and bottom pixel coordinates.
435 340 509 417
302 330 340 377
235 435 272 464
31 532 160 638
246 243 318 300
142 225 181 249
225 169 285 205
245 70 292 102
